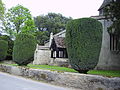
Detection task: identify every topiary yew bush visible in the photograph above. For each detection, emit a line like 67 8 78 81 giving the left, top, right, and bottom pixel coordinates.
66 18 102 73
0 35 14 60
13 33 36 66
0 40 8 60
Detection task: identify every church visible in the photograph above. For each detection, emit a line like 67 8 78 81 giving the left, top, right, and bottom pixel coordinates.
93 0 120 70
33 0 120 70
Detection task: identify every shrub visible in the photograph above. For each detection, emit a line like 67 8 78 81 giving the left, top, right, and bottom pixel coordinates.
0 35 14 60
66 18 102 73
0 40 8 60
13 33 36 66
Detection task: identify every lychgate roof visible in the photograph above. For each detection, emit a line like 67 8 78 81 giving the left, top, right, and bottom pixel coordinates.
50 36 66 51
54 37 66 48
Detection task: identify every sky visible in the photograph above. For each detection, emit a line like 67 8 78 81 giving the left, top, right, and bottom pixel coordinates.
2 0 104 19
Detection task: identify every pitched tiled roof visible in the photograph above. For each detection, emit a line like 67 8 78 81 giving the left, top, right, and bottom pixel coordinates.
98 0 112 11
54 37 66 48
49 30 66 49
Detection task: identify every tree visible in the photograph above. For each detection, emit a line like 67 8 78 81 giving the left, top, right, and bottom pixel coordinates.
2 4 36 38
66 18 102 73
21 19 36 34
34 13 72 45
34 13 72 34
104 0 120 51
35 31 49 45
0 40 8 61
0 0 5 33
0 0 5 21
13 33 36 66
104 0 120 35
0 35 14 60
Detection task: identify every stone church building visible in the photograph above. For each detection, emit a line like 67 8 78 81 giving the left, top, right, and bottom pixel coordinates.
93 0 120 70
33 0 120 70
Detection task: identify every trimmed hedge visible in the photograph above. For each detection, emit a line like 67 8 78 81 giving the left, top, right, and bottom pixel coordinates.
13 33 36 66
66 18 102 73
0 40 8 60
0 35 14 60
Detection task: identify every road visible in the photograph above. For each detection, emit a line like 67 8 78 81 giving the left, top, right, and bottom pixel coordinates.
0 72 69 90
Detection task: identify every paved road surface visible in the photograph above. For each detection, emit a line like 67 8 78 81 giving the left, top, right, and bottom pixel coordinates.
0 72 69 90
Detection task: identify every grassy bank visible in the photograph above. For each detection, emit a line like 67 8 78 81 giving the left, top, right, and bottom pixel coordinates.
88 70 120 77
1 63 120 77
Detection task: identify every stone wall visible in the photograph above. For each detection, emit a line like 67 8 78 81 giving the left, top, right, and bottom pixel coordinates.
0 64 120 90
1 60 15 64
33 45 51 65
49 58 70 67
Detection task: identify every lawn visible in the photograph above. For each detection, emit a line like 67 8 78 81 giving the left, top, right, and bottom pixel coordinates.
1 63 120 77
28 64 78 73
88 70 120 77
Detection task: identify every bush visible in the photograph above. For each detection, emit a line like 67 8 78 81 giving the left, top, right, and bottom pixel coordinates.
66 18 102 73
0 40 8 60
0 35 14 60
13 33 36 66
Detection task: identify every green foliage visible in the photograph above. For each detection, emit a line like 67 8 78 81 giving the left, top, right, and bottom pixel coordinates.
21 19 36 34
34 13 72 34
0 0 5 21
66 18 102 73
34 13 72 44
0 40 8 60
104 1 120 51
35 31 49 45
13 33 36 66
104 1 120 34
2 4 36 38
0 0 5 34
0 35 14 60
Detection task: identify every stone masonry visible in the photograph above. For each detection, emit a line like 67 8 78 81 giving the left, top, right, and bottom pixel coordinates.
0 64 120 90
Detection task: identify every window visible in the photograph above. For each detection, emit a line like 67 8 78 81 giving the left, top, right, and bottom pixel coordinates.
110 34 119 51
51 49 68 58
59 51 64 58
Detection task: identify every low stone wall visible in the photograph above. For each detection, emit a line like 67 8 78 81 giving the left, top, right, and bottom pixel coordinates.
1 60 15 64
0 64 120 90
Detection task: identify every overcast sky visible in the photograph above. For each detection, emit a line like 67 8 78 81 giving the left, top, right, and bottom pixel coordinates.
3 0 104 19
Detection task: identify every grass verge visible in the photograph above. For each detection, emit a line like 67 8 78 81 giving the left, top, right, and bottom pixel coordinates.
88 70 120 77
1 63 120 77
